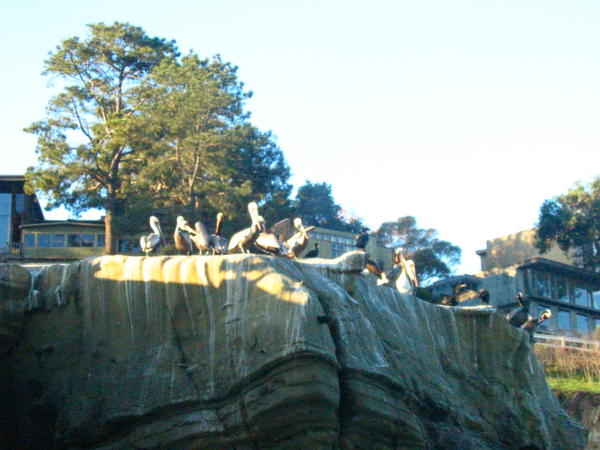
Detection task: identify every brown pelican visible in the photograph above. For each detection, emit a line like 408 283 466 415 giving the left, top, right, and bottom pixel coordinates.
139 216 165 256
285 218 315 257
521 309 552 341
378 248 418 295
227 202 261 254
207 212 228 254
254 216 289 256
506 292 529 327
174 216 196 255
304 242 319 258
355 228 369 250
189 220 210 254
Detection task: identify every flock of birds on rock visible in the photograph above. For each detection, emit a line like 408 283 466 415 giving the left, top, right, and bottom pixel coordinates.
139 201 551 341
140 201 315 259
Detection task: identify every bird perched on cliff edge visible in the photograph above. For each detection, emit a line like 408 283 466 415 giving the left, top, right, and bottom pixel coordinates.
506 292 529 327
139 216 165 256
355 228 369 251
304 243 319 258
521 309 552 342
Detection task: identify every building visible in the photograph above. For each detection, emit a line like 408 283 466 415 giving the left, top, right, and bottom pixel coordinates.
0 175 45 257
432 229 600 337
305 227 393 271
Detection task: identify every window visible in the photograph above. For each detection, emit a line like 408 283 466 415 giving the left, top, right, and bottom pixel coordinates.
553 277 569 303
576 314 589 333
558 310 570 330
38 233 65 248
68 233 94 247
593 290 600 310
571 285 590 307
118 238 139 252
15 194 24 214
531 271 551 298
23 233 35 247
97 234 105 248
331 243 346 258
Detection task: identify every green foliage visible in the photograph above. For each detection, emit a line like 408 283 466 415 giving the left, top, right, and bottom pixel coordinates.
292 181 365 232
374 216 461 283
535 176 600 271
25 22 179 252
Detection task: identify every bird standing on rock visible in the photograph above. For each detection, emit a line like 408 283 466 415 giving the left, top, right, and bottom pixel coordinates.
521 309 552 342
506 292 529 327
139 216 165 256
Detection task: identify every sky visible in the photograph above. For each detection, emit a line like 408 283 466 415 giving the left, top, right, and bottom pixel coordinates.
1 0 599 275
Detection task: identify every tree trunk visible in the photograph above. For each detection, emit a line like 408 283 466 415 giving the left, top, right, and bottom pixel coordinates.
104 208 116 255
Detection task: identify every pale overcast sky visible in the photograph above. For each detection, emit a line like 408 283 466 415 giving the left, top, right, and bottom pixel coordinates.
1 0 598 274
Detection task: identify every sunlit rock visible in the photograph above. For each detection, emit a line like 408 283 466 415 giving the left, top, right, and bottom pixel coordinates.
0 254 587 448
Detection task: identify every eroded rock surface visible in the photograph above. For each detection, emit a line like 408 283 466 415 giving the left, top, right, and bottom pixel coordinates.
0 254 587 449
0 263 31 355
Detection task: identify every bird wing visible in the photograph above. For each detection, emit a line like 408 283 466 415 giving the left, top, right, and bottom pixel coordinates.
268 218 294 242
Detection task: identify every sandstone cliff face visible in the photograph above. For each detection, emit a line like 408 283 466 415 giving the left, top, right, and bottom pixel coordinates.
556 392 600 449
0 253 587 449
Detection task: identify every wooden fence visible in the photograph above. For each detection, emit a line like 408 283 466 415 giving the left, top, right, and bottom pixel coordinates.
534 333 600 353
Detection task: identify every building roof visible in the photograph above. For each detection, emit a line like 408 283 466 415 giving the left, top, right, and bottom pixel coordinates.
518 257 600 286
0 175 26 182
20 220 104 229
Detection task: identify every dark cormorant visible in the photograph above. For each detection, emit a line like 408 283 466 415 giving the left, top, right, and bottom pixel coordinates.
304 243 319 258
355 228 369 250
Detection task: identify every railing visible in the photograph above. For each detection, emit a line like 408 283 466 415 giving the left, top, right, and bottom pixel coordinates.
534 333 600 353
0 242 23 259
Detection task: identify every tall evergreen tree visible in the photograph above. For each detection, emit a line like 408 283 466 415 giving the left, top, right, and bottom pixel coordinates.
25 22 178 253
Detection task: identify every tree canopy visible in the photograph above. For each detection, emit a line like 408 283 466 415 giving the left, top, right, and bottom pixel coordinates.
535 176 600 271
26 22 293 246
375 216 461 283
25 22 179 253
292 181 365 232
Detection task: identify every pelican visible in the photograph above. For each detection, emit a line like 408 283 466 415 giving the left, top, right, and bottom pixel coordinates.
438 284 467 306
174 216 196 255
506 292 529 327
190 220 210 254
378 248 418 295
139 216 165 256
284 218 315 258
521 309 552 342
208 212 228 254
254 216 289 256
227 202 261 254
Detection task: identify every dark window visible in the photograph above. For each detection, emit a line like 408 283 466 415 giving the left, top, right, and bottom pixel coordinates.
23 233 35 247
68 233 95 247
118 238 139 252
97 234 105 248
531 271 551 298
553 277 569 303
38 233 65 248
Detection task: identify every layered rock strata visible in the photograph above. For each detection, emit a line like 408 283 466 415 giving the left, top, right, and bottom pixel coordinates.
0 253 587 448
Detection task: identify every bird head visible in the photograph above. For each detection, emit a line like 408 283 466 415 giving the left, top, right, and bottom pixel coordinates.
539 309 552 322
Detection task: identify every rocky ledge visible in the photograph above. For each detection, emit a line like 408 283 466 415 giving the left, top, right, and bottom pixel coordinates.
0 253 587 448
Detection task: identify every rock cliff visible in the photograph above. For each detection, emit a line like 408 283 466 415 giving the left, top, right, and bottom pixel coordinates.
0 253 587 448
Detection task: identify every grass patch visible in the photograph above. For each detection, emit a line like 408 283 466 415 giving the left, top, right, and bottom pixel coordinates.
547 377 600 394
